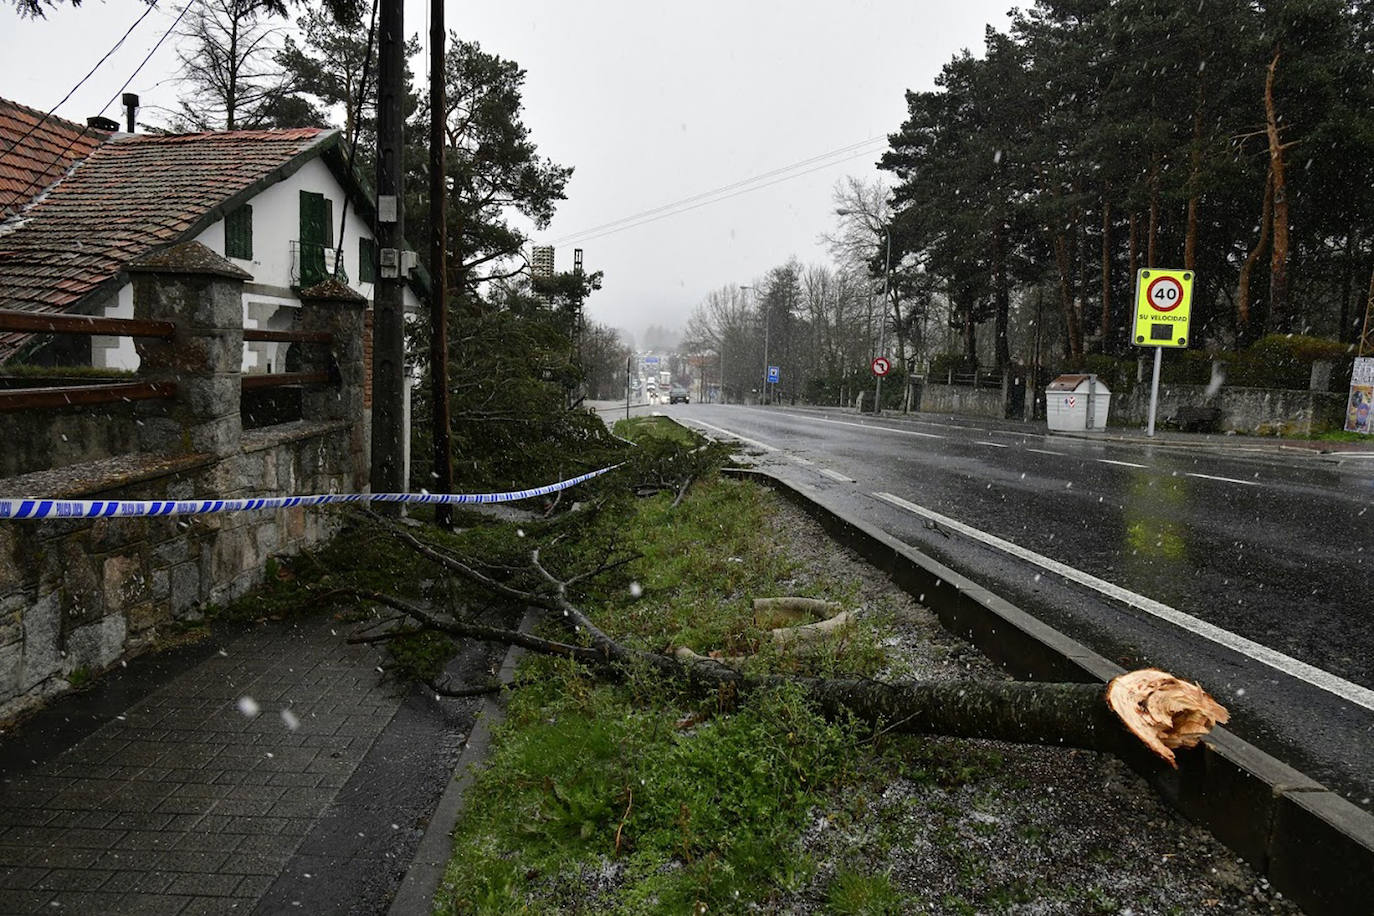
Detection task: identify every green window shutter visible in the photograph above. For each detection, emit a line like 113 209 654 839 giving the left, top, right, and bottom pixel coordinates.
359 237 376 283
299 191 327 286
323 198 335 248
225 205 252 260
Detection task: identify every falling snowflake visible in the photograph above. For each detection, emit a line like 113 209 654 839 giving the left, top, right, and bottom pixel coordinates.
237 696 261 718
281 709 300 731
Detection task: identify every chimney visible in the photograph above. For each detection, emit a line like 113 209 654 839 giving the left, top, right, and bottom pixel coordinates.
122 93 139 133
86 116 119 132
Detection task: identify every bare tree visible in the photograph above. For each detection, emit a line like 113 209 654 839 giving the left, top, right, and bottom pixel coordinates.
174 0 290 131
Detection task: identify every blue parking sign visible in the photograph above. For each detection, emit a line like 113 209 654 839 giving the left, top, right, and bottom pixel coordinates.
767 366 780 384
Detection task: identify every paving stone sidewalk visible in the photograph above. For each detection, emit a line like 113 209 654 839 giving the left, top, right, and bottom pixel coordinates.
0 616 460 914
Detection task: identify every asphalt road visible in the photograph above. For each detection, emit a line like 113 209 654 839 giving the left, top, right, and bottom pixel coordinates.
640 401 1374 810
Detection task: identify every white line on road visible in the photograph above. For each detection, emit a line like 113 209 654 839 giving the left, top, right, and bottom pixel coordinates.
689 420 778 452
820 469 855 483
732 407 948 439
1098 459 1150 469
976 441 1010 448
873 490 1374 713
809 417 946 439
1187 472 1261 487
1027 448 1069 456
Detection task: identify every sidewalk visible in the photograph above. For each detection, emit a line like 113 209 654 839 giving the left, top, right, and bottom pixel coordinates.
0 615 490 914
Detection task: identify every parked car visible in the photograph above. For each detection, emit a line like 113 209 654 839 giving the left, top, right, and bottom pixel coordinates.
669 385 690 404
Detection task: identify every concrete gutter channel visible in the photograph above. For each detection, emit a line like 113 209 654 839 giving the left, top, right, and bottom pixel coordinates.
723 466 1374 916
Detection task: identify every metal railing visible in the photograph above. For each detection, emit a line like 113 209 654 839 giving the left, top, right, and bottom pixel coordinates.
0 308 178 413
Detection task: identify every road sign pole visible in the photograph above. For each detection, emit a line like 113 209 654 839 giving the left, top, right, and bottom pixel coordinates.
1146 346 1162 437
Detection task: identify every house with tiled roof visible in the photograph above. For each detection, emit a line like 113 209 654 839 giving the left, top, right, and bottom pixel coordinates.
0 95 422 375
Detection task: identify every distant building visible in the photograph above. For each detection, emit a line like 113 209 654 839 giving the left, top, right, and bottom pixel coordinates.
531 245 555 279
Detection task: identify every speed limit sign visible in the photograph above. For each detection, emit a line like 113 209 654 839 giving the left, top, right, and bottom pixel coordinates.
1133 269 1193 348
871 356 892 377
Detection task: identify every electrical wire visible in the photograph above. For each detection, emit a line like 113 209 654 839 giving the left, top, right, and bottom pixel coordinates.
549 141 886 247
2 0 195 214
0 0 161 163
548 136 885 246
331 0 380 279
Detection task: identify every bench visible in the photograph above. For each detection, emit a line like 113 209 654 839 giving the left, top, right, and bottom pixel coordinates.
1173 405 1223 433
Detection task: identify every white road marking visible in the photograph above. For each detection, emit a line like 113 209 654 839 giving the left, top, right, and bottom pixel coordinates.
1098 459 1150 469
873 490 1374 713
1027 448 1069 456
820 469 855 483
689 421 777 452
976 441 1010 448
790 456 815 466
948 424 986 432
1187 472 1261 487
808 417 946 439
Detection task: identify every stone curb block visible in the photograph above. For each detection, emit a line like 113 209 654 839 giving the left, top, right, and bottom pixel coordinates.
726 466 1374 916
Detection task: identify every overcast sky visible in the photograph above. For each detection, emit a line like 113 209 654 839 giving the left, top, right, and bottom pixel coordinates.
2 0 1013 346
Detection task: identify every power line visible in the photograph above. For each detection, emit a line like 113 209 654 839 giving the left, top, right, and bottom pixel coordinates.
550 142 886 247
2 0 195 213
548 136 886 246
0 0 161 163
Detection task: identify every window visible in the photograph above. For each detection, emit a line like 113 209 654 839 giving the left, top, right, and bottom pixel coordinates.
299 191 334 286
359 237 376 284
225 204 252 260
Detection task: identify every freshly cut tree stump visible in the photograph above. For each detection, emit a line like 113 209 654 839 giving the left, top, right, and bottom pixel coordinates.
1106 668 1230 766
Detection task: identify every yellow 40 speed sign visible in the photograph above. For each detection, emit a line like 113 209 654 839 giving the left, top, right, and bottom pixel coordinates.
1133 268 1194 348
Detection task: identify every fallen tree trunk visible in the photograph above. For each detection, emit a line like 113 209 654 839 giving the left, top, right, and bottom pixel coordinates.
356 516 1228 769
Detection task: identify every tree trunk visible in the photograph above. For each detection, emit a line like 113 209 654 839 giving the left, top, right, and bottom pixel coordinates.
1185 60 1206 271
1265 47 1292 332
1054 231 1083 363
1147 157 1160 269
1237 169 1273 339
1101 196 1112 353
802 669 1224 768
1128 211 1139 280
993 219 1011 370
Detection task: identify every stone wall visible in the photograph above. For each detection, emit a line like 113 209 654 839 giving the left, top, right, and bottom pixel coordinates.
1108 385 1347 435
918 380 1010 419
0 243 368 722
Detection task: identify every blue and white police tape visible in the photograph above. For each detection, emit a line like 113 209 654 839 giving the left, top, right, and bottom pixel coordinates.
0 464 621 521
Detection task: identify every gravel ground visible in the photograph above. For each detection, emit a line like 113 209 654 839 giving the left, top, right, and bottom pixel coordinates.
754 493 1303 915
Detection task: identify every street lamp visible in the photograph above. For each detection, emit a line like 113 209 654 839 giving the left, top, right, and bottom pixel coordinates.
743 284 769 405
873 227 891 415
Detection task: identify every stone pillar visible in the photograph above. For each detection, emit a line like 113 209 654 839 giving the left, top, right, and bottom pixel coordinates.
298 279 370 491
128 241 251 458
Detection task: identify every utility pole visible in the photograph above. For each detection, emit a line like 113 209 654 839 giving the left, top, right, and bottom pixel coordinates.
371 0 406 507
428 0 452 528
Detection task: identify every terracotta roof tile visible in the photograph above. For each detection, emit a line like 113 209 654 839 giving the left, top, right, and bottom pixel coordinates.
0 98 107 219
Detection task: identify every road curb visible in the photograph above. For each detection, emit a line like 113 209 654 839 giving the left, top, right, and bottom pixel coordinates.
726 466 1374 916
387 608 537 915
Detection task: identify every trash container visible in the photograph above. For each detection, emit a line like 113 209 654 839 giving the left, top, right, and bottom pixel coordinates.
1046 374 1111 432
